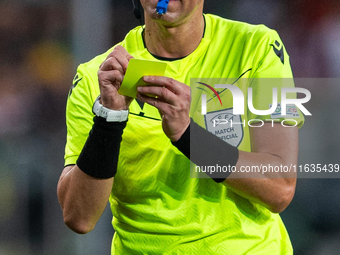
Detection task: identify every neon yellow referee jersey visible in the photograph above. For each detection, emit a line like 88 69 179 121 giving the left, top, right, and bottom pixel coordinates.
65 14 303 254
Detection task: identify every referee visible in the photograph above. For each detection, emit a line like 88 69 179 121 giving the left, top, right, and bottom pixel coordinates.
58 0 304 254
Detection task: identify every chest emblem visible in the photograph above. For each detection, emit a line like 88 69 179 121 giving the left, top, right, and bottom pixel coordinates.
204 109 244 147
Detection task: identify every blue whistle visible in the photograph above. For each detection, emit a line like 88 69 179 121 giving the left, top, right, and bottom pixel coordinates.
156 0 169 15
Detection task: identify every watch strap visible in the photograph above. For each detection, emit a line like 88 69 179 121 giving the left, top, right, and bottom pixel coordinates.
92 96 129 122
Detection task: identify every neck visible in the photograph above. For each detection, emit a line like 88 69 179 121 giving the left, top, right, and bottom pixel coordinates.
143 12 205 59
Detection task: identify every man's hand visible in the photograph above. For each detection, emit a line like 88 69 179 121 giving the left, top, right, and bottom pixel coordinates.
136 76 190 141
98 45 134 110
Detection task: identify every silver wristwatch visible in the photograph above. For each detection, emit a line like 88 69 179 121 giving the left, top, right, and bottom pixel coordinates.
92 96 129 122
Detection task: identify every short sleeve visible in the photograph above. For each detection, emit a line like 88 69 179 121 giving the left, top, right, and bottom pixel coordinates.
248 29 305 128
251 29 292 79
64 65 97 166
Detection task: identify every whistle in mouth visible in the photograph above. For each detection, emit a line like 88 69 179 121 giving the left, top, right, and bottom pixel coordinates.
156 0 169 15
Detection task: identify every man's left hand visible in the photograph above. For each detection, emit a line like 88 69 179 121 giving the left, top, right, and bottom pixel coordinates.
136 76 190 142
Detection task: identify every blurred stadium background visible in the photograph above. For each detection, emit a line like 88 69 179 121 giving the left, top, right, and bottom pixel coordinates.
0 0 340 254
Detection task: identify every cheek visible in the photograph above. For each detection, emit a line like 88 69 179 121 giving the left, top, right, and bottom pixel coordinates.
185 0 203 10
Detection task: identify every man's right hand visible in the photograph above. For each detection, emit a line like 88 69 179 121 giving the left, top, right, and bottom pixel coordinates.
97 45 134 110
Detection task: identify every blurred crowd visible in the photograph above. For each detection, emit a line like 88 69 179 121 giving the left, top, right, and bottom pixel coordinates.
0 0 339 254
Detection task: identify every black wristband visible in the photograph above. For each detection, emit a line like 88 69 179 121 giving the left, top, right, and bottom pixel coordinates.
76 116 127 179
172 118 239 183
171 124 190 159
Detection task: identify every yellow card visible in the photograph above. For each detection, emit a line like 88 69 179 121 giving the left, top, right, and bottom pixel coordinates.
118 59 167 98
